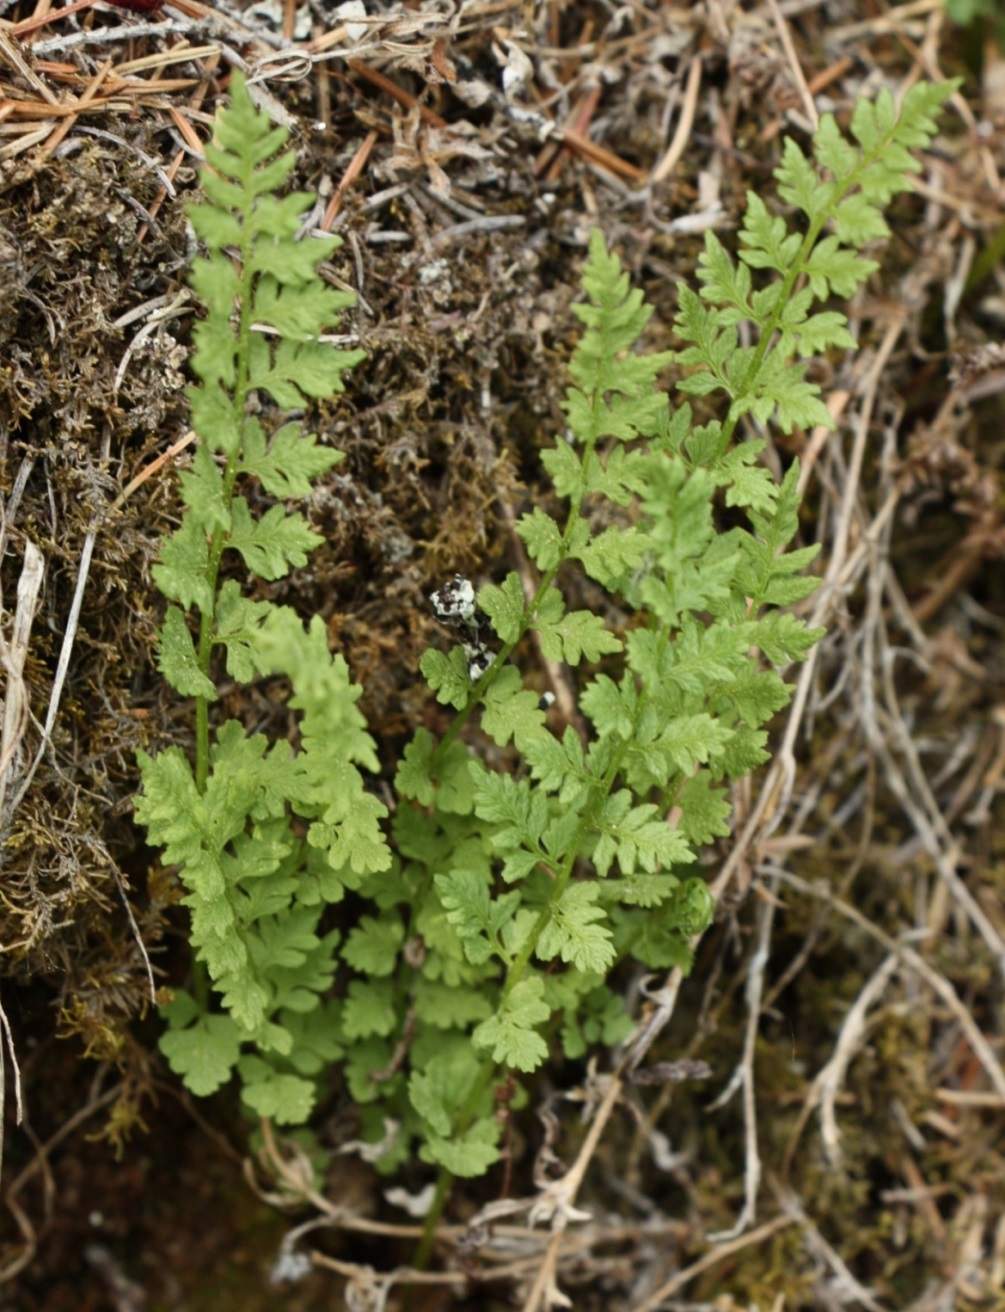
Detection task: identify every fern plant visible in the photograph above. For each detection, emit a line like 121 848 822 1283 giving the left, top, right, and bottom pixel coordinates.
135 73 954 1198
135 72 387 1123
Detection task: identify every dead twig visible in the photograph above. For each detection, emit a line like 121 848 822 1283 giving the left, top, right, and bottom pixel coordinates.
633 1212 798 1312
650 54 702 186
0 995 24 1189
0 542 44 821
0 1081 123 1285
703 888 771 1242
766 867 1005 1102
321 127 378 228
769 1177 889 1312
783 953 901 1174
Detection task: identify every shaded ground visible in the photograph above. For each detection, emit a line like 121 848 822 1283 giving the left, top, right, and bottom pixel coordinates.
2 0 1005 1307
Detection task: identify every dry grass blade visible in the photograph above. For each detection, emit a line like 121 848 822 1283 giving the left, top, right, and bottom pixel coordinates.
0 541 44 822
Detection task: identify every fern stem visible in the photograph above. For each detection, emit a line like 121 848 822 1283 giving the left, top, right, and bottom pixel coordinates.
191 153 258 792
431 404 602 771
412 1166 454 1273
725 108 935 442
721 222 824 448
413 620 666 1275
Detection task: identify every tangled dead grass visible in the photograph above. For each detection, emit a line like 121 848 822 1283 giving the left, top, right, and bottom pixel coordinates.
1 0 1005 1307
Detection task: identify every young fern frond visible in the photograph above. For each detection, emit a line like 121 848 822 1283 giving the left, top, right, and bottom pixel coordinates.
136 74 386 1124
392 83 954 1190
676 80 956 435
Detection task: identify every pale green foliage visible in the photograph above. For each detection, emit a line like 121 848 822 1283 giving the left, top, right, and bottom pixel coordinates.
135 73 384 1125
137 77 952 1178
385 83 953 1177
674 80 956 435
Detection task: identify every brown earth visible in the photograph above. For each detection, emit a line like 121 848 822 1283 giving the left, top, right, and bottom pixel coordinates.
1 0 1004 1308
